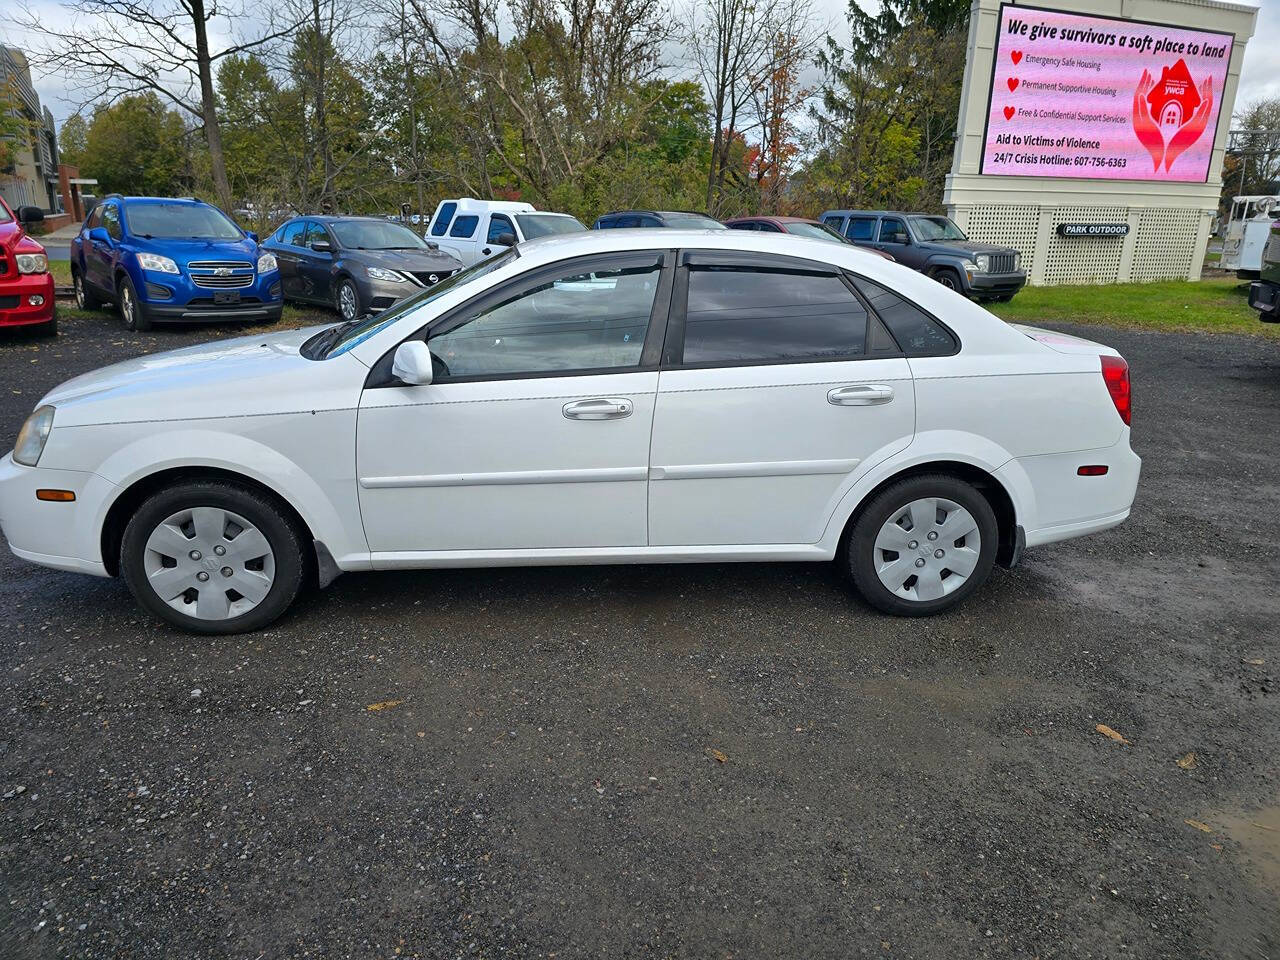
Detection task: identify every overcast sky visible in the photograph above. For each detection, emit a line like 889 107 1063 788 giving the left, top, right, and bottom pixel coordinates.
5 0 1276 132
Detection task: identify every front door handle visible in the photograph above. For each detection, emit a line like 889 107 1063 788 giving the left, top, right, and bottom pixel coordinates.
563 398 633 420
828 384 894 406
481 247 492 256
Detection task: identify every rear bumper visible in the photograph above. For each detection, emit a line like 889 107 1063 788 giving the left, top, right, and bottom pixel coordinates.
0 272 56 327
1249 281 1279 321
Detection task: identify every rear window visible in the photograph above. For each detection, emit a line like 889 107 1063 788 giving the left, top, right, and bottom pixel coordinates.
681 267 868 365
450 215 479 238
430 202 457 236
853 277 958 357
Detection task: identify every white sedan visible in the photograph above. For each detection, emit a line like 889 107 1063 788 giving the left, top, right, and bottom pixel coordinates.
0 231 1139 633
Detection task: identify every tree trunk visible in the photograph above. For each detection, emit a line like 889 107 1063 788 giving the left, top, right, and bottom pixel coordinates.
190 0 233 208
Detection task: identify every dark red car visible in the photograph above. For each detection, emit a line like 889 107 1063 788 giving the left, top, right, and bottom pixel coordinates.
0 197 56 336
724 216 896 261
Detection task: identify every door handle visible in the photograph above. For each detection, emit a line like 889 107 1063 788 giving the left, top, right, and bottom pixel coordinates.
828 384 894 406
563 398 633 420
481 247 492 256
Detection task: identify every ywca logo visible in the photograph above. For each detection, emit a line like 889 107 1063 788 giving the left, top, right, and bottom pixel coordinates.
1132 58 1213 173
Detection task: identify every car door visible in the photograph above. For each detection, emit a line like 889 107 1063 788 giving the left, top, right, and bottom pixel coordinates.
298 221 334 303
843 216 878 248
273 220 309 298
647 250 915 546
356 250 673 556
436 213 480 265
81 203 112 295
875 216 917 266
480 213 515 261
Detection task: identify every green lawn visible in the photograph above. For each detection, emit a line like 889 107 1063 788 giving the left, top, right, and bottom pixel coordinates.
987 277 1277 339
49 260 71 286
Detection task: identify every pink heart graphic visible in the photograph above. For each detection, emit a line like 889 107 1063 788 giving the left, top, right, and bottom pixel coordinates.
1011 50 1023 65
1008 77 1019 92
1003 106 1015 121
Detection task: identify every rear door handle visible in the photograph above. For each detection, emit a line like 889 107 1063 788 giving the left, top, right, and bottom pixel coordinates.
828 384 894 406
563 398 633 420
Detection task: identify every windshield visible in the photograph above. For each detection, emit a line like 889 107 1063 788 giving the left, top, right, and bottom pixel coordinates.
314 249 520 359
909 216 967 241
662 214 726 230
516 213 587 239
125 203 243 239
786 221 847 243
330 220 429 250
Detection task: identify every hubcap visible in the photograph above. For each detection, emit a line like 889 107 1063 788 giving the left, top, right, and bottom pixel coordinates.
142 507 275 620
339 285 356 320
74 275 85 308
873 497 980 603
121 287 134 325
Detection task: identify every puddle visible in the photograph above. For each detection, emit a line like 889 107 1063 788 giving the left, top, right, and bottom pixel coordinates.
1214 803 1280 895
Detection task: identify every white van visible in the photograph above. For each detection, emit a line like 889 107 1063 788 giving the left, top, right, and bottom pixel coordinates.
424 199 587 266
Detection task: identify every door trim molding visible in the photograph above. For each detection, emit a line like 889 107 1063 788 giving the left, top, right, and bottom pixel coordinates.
649 458 860 481
359 466 648 489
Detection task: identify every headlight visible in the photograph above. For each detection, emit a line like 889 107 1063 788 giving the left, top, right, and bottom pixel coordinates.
257 252 278 274
13 405 55 467
1012 252 1021 271
366 266 405 282
137 252 180 274
16 253 49 274
972 254 991 273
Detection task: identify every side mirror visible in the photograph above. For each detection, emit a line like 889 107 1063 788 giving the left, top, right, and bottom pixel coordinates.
17 206 44 225
88 226 110 244
392 341 434 385
495 232 517 247
310 240 333 253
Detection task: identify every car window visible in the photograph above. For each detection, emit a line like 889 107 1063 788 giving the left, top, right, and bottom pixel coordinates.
102 203 123 241
304 221 329 247
878 218 908 244
846 217 877 241
727 222 756 231
680 267 868 365
430 202 457 237
86 205 103 230
757 222 783 233
787 222 847 244
282 220 309 247
487 214 514 245
428 257 661 379
853 276 957 356
910 216 967 241
124 202 241 239
660 214 726 230
822 215 844 230
450 215 479 238
329 220 427 250
616 215 642 228
516 214 586 239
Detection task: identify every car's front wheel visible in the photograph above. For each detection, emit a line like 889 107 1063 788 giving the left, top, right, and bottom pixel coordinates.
932 267 964 293
120 481 308 634
844 474 998 616
117 274 151 332
335 278 362 322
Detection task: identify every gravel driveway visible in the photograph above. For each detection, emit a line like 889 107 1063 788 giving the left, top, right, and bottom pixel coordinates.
1 308 1277 958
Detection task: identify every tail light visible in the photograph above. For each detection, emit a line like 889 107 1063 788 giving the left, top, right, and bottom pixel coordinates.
1100 355 1131 426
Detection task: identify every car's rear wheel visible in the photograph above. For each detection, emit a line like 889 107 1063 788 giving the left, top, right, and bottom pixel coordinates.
117 275 151 332
844 474 998 616
336 279 361 322
120 481 307 634
73 269 103 310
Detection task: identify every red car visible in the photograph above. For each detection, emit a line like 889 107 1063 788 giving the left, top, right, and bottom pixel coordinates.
724 215 896 261
0 197 56 336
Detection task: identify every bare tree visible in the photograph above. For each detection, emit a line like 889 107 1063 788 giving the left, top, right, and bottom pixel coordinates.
8 0 305 206
685 0 785 213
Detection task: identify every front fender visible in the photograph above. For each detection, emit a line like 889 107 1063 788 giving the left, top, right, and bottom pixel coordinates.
87 427 370 570
815 430 1032 554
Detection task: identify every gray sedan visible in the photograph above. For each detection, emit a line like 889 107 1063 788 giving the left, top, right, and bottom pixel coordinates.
264 216 464 321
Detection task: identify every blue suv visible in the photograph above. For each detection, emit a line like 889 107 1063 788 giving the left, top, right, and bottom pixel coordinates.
70 195 282 331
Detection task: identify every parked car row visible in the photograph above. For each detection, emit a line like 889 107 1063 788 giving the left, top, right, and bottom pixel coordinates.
47 192 1026 339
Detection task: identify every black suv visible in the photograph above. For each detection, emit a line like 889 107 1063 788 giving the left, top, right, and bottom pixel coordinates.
592 210 726 230
820 210 1025 301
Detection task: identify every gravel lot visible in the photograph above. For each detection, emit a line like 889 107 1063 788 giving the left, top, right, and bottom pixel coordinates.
1 306 1277 959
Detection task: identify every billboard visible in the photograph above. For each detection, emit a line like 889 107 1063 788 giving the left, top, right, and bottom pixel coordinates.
980 3 1232 183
